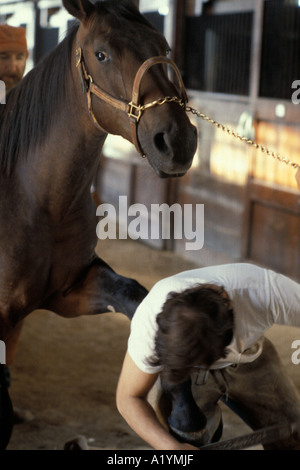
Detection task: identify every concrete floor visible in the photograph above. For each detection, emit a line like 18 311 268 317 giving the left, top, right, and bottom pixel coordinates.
6 236 300 450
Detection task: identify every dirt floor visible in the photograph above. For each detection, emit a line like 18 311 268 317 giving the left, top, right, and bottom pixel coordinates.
6 237 300 451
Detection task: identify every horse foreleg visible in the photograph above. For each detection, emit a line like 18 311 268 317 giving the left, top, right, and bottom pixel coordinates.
42 257 148 320
159 377 208 445
159 376 222 447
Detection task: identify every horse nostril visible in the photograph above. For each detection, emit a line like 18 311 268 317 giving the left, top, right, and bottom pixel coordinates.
154 132 169 154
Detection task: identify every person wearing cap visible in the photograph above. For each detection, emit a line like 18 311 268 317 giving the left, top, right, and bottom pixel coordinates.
0 24 28 93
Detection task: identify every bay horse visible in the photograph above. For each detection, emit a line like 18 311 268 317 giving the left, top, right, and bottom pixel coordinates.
0 0 198 449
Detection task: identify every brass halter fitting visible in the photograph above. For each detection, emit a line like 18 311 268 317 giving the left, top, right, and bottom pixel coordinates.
76 46 188 158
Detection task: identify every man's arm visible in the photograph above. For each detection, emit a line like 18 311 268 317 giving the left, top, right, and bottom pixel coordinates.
116 350 198 450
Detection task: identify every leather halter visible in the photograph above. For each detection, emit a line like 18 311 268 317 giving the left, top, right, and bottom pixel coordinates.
76 46 188 157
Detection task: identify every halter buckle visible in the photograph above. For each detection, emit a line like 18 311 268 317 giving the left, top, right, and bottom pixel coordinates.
128 102 143 123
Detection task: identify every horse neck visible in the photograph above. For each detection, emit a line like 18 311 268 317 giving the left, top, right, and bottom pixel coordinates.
23 41 107 218
46 39 107 170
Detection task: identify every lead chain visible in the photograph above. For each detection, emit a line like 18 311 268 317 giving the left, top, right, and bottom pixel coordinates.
141 96 185 112
186 106 300 170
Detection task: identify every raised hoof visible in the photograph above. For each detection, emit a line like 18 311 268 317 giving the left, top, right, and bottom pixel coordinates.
169 425 211 447
64 435 89 450
169 405 223 448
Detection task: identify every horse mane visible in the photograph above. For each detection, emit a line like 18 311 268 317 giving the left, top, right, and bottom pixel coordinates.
0 24 78 176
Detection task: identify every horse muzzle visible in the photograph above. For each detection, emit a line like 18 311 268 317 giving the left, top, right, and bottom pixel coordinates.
141 113 198 178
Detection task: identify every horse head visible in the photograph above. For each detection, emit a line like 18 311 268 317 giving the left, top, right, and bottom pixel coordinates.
63 0 198 178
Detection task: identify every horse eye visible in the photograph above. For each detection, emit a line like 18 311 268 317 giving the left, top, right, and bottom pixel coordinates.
166 48 172 57
95 51 109 62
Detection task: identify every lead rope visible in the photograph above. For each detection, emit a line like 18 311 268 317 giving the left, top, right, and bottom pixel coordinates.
185 106 300 170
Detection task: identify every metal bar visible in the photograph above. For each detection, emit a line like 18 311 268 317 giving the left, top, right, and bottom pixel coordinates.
199 421 300 450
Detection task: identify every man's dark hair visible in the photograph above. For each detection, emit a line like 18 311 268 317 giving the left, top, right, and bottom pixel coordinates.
147 284 234 385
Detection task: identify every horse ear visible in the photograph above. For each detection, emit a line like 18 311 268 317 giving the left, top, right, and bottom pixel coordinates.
63 0 95 21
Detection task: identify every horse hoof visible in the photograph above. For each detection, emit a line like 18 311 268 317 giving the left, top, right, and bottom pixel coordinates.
169 405 223 447
64 435 89 450
169 425 211 447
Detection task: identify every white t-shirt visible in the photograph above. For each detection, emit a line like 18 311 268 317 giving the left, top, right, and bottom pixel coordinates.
128 263 300 374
